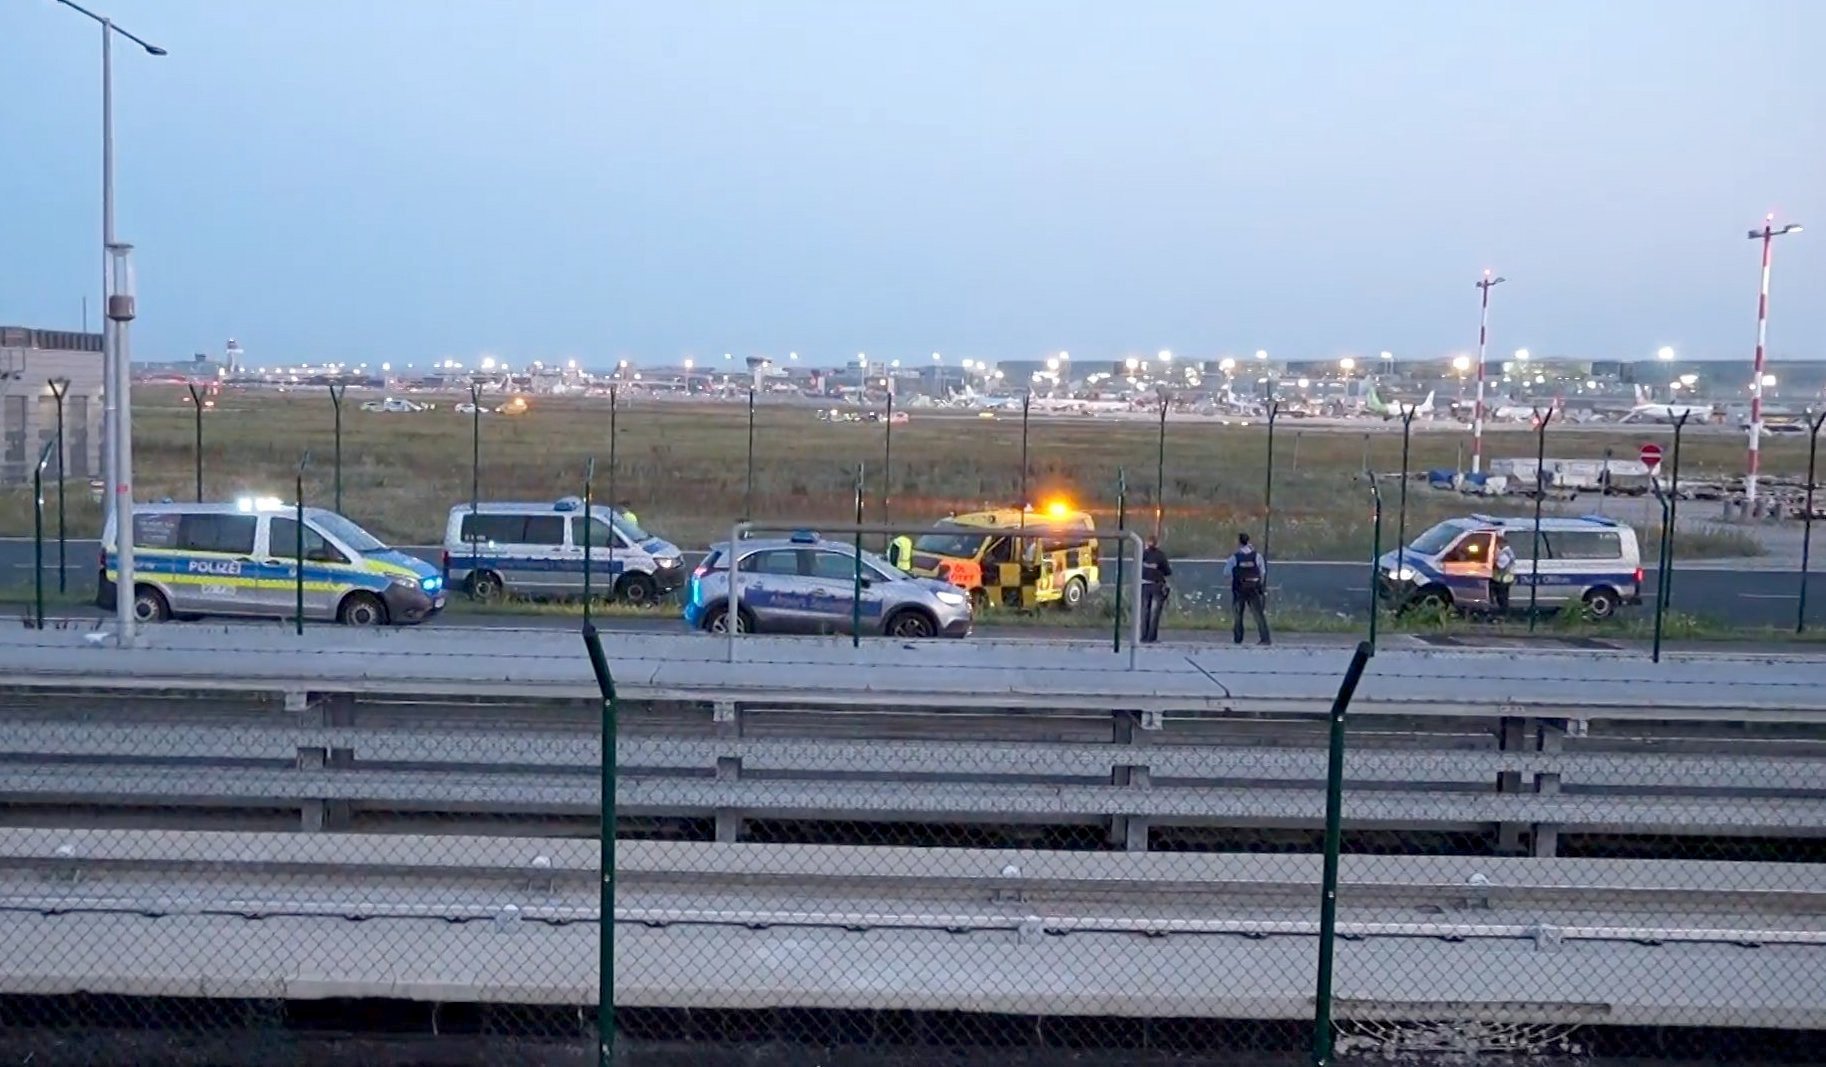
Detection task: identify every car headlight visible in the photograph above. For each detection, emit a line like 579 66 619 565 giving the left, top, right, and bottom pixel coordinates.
1389 566 1417 582
656 556 680 568
390 575 419 590
934 590 966 606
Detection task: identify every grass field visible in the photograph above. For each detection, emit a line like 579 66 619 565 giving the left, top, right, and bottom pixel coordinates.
0 386 1809 560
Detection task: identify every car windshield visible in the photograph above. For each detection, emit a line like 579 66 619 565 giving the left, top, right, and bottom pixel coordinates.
859 548 906 580
612 510 649 543
914 531 986 558
1406 522 1465 558
312 512 388 553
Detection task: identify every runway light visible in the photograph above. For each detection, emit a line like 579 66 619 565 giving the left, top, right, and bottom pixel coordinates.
1657 346 1676 361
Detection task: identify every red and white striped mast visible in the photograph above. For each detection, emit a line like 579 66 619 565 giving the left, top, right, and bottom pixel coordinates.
1745 213 1803 504
1471 270 1506 474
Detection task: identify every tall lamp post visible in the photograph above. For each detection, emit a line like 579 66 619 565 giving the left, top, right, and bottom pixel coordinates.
105 242 138 643
51 0 164 579
1471 271 1506 474
1745 215 1803 504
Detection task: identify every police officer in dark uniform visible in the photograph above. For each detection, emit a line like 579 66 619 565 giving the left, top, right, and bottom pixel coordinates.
1227 531 1271 645
1140 536 1172 643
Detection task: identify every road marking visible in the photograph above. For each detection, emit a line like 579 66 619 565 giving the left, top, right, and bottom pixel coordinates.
1739 593 1799 600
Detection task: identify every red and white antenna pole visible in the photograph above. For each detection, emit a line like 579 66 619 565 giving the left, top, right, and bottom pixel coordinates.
1472 270 1505 474
1746 213 1804 504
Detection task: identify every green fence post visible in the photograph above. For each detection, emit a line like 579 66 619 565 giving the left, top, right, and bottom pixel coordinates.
1527 406 1555 631
583 457 596 627
186 382 205 501
1264 400 1280 564
32 438 56 630
1799 410 1824 633
1365 473 1382 651
49 378 69 594
744 387 756 521
1113 468 1127 654
581 625 618 1065
852 463 864 646
328 382 346 514
294 451 311 636
1310 640 1376 1067
1153 393 1168 541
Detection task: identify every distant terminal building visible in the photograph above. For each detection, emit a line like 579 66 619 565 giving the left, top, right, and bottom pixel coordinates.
0 326 105 487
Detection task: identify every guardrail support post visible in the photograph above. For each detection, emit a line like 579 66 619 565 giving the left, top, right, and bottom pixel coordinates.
1311 640 1374 1067
582 623 618 1065
1532 720 1565 858
1109 711 1152 852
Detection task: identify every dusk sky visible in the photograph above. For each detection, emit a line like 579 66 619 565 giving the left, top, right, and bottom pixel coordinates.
4 1 1822 368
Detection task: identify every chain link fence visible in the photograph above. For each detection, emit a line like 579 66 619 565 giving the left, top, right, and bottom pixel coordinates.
0 649 1823 1066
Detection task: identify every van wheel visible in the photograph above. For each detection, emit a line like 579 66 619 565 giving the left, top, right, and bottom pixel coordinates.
467 570 504 602
886 609 937 639
704 604 753 634
338 593 387 627
1583 587 1620 621
617 572 658 606
1402 586 1452 614
1060 576 1088 611
132 586 170 624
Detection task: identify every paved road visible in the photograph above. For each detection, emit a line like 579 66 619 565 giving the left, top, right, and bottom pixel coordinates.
5 538 1818 630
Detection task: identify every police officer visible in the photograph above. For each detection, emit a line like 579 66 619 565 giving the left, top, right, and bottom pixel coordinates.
1227 532 1271 646
1491 535 1516 614
1140 536 1172 643
615 501 639 529
887 533 914 571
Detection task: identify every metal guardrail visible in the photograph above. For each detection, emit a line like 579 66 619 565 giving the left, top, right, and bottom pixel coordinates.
4 686 1826 852
3 831 1823 1027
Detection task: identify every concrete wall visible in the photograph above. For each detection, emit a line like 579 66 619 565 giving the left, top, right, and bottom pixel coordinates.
0 339 105 487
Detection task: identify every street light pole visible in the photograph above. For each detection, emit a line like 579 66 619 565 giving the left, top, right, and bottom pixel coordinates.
1745 215 1803 504
106 242 137 644
51 0 165 592
1472 271 1506 474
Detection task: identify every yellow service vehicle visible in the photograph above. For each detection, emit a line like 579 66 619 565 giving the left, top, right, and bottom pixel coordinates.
906 503 1100 610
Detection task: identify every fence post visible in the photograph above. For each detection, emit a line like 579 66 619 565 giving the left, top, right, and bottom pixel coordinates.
580 624 618 1066
1365 473 1382 651
1662 412 1689 618
32 438 57 630
1527 407 1555 631
883 391 894 524
49 378 68 595
1800 410 1824 633
328 382 346 514
607 386 619 592
582 457 596 628
1154 392 1168 540
294 451 311 636
186 382 205 501
1019 390 1031 507
852 463 864 646
468 380 483 593
1113 468 1127 654
1263 400 1280 563
744 387 756 521
1310 639 1376 1067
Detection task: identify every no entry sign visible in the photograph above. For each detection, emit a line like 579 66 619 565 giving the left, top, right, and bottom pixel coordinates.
1640 442 1663 468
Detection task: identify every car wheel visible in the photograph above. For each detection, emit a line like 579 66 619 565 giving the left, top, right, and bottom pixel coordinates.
1583 587 1619 621
338 593 387 627
886 609 937 639
468 571 504 602
132 585 170 624
617 572 659 606
1402 586 1452 614
704 605 752 634
1060 576 1088 611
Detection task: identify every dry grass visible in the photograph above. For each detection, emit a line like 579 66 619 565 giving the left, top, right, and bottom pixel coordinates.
0 387 1809 559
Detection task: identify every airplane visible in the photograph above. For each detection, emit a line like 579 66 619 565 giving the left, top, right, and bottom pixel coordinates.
1619 384 1710 424
1362 385 1435 420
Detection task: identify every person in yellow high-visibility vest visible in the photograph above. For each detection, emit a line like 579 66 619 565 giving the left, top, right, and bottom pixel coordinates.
887 534 914 571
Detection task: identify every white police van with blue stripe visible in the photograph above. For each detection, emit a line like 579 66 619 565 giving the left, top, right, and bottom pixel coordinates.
100 498 445 626
1377 513 1643 620
442 498 683 604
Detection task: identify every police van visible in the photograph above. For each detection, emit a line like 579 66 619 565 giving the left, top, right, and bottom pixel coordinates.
442 498 684 604
99 499 445 626
1377 513 1643 619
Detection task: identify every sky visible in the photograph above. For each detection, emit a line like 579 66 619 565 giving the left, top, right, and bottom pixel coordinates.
2 0 1823 369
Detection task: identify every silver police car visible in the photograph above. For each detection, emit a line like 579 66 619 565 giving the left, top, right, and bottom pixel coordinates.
684 532 973 638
